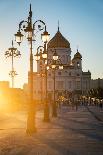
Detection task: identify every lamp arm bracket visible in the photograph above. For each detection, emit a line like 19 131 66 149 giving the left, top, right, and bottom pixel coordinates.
37 46 44 53
33 20 46 35
19 20 28 31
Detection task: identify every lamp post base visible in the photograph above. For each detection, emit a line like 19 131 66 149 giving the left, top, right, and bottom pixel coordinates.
26 128 37 135
26 109 37 135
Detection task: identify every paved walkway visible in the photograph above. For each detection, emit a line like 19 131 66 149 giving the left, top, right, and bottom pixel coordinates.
0 105 103 155
86 105 103 122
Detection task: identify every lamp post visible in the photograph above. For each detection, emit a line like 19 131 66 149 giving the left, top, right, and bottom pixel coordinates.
15 4 50 134
51 50 63 117
35 42 50 122
35 46 44 104
35 46 45 105
42 42 50 122
5 40 21 88
40 62 43 104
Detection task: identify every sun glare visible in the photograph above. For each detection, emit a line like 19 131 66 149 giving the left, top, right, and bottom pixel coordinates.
0 89 9 111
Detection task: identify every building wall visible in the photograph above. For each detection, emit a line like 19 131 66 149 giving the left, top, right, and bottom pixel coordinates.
48 47 71 65
27 70 91 101
82 71 91 95
26 38 91 101
90 78 103 89
26 44 92 101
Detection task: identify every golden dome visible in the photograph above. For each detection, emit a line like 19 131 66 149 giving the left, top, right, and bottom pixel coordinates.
47 29 70 48
74 50 82 59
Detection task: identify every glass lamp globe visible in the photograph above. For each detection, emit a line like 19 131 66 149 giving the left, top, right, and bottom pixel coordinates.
34 52 40 61
53 50 58 61
42 51 47 59
15 31 24 45
41 27 50 43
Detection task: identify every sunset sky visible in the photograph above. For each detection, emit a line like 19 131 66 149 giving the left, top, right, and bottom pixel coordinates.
0 0 103 88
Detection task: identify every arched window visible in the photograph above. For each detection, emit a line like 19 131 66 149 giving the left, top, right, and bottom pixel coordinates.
77 62 80 67
58 71 61 75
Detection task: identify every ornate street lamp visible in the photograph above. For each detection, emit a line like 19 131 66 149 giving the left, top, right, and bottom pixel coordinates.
53 50 58 61
35 38 50 122
41 33 50 121
5 40 21 88
35 46 44 105
15 4 49 134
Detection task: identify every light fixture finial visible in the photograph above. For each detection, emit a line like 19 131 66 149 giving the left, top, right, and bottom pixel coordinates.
30 3 31 11
77 45 79 52
12 40 13 47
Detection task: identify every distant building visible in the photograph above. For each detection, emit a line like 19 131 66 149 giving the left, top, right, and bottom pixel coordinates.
9 88 28 110
0 81 26 110
0 81 9 90
91 78 103 89
82 71 91 94
26 28 91 101
0 81 10 105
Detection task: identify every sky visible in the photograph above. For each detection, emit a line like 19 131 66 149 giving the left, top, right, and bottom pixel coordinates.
0 0 103 88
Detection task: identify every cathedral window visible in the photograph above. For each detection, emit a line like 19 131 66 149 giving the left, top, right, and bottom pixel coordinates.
83 80 88 89
57 81 64 89
76 81 80 89
68 81 72 89
62 55 65 63
77 73 80 76
77 62 80 67
48 73 51 76
48 81 52 89
58 71 61 75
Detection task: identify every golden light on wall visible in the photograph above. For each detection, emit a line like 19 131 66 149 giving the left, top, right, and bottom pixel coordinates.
0 90 8 111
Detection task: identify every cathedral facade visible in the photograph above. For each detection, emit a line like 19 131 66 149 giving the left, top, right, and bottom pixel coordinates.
28 28 91 102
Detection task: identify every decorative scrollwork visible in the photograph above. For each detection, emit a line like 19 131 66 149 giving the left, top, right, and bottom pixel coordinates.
33 20 46 35
37 45 44 54
19 20 28 31
5 49 21 58
13 50 21 58
5 51 10 58
9 70 18 77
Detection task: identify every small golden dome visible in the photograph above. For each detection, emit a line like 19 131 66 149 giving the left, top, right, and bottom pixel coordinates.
74 49 82 59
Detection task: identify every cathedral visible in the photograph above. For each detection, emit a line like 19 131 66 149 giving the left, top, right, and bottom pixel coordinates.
27 27 91 102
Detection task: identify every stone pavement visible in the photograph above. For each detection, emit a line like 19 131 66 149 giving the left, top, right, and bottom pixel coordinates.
86 105 103 122
0 105 103 155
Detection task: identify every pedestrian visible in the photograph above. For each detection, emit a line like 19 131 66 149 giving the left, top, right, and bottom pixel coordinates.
75 100 79 111
99 100 102 111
